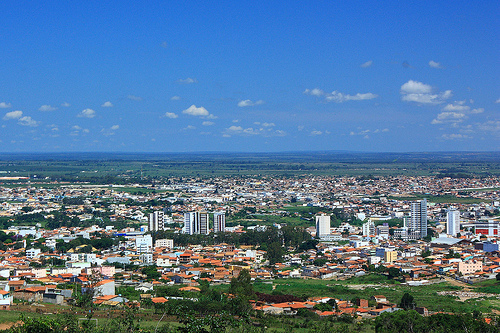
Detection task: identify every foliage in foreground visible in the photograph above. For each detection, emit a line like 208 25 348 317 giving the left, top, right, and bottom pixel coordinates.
375 310 500 333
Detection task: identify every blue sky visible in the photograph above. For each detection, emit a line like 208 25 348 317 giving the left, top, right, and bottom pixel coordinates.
0 1 498 152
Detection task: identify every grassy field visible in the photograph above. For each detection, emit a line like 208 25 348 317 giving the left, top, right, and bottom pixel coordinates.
210 276 500 314
0 152 499 178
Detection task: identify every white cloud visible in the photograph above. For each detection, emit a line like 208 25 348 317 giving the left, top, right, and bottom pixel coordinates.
237 99 265 107
223 125 285 137
495 98 500 103
305 88 377 102
310 130 322 136
223 126 255 136
304 88 324 97
469 108 484 114
400 80 452 104
360 60 373 68
350 128 388 136
442 101 470 112
183 125 196 130
3 110 23 120
77 109 96 118
164 112 178 119
177 78 197 84
325 91 378 102
70 125 89 135
262 122 275 127
170 96 181 101
39 105 57 111
0 102 12 108
61 102 71 107
476 120 500 134
101 125 119 136
431 112 467 124
182 105 209 117
127 95 143 101
227 125 242 132
429 60 442 69
432 100 485 124
202 121 214 126
232 119 240 123
441 134 472 140
101 101 113 107
274 130 286 136
401 80 432 94
18 116 39 127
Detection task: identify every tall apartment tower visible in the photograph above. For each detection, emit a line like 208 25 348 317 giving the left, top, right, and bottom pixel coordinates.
213 212 226 233
199 212 209 235
315 214 331 238
148 211 164 232
184 212 210 235
362 220 376 236
410 199 427 238
446 208 460 236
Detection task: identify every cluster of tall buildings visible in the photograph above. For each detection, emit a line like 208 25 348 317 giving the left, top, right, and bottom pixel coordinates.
183 211 225 235
147 210 226 235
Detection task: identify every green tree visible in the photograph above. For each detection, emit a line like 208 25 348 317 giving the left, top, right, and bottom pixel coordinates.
229 269 255 299
399 292 416 310
387 267 401 279
421 250 431 258
266 241 284 265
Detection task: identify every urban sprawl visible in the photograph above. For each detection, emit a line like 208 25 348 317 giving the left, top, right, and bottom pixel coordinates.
0 174 499 330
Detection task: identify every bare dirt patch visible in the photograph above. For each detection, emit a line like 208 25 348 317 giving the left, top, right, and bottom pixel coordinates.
0 321 22 330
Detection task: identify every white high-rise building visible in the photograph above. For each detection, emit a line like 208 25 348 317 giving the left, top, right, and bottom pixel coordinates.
148 211 164 232
155 238 174 249
184 212 210 235
213 212 226 233
136 234 153 253
199 212 209 235
315 214 331 238
362 220 376 236
446 208 460 236
410 199 427 238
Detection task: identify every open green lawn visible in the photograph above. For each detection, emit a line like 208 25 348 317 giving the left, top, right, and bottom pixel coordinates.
212 277 500 314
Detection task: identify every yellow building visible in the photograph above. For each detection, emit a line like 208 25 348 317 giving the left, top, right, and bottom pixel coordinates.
384 251 397 263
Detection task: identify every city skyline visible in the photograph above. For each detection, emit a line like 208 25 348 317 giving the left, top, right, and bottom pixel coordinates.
0 1 498 153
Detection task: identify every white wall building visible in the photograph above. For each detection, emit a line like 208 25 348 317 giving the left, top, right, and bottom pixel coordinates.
148 211 165 232
410 199 427 238
135 234 153 253
183 212 209 235
213 212 226 233
446 208 460 236
26 248 41 259
362 221 375 236
315 214 331 237
155 239 174 249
